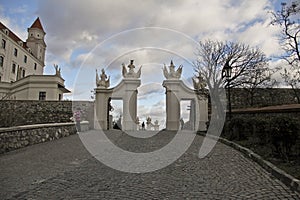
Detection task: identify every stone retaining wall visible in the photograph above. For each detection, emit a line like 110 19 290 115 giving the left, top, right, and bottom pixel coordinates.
230 88 300 109
0 100 94 128
230 104 300 121
0 123 76 154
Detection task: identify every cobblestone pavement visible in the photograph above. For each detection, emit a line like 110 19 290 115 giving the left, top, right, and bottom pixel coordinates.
0 130 299 199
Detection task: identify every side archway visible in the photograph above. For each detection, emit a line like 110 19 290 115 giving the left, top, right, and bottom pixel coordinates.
163 61 208 131
94 60 141 131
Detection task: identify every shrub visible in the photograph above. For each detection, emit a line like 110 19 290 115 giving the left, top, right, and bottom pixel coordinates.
251 117 270 145
225 117 249 141
269 117 299 161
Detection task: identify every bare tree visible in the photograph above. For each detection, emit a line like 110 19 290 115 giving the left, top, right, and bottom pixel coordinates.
271 1 300 103
194 39 272 127
194 40 269 98
235 63 279 106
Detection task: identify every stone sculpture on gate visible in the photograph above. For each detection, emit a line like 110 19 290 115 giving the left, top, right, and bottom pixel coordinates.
96 68 110 88
163 60 182 79
122 60 142 78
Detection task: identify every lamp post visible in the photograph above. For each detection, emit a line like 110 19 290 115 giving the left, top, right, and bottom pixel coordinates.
222 61 232 120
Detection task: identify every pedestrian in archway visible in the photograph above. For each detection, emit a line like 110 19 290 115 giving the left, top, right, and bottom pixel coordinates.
180 118 184 130
142 121 145 130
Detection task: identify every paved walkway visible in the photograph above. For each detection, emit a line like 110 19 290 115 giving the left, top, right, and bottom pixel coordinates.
0 130 299 199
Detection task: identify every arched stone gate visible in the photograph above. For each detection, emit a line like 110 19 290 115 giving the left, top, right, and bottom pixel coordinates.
94 60 141 131
94 60 208 131
162 61 208 131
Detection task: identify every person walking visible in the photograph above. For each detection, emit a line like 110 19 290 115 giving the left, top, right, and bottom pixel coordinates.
74 108 82 133
180 118 184 130
142 121 145 130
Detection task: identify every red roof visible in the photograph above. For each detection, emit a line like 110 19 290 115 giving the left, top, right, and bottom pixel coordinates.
0 17 45 60
30 17 45 32
0 21 28 48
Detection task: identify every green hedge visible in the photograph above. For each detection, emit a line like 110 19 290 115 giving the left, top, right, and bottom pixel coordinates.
222 116 300 161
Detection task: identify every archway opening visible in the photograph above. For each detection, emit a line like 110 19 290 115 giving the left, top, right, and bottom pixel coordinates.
110 99 123 130
180 99 195 130
137 82 166 131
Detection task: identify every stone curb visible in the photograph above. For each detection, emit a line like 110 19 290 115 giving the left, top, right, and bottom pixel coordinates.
198 132 300 193
0 122 75 133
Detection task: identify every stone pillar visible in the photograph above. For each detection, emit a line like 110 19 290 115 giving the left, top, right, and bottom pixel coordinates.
166 90 180 130
122 79 140 131
163 80 180 131
189 99 196 130
94 88 111 130
198 98 208 131
108 115 113 130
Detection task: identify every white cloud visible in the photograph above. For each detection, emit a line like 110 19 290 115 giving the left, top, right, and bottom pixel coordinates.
2 0 285 101
34 0 281 70
9 5 28 14
138 83 164 100
0 6 28 40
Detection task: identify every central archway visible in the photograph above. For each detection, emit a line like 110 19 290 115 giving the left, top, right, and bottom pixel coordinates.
94 60 208 131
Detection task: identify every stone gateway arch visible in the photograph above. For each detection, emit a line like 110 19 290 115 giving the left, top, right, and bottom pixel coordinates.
94 60 208 131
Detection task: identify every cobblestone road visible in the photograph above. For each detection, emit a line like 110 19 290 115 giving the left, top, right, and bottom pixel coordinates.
0 130 299 199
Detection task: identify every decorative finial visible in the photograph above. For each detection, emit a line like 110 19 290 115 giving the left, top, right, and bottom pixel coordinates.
96 68 110 88
163 60 182 79
122 60 142 78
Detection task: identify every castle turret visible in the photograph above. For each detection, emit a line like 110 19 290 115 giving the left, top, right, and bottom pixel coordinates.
26 17 46 65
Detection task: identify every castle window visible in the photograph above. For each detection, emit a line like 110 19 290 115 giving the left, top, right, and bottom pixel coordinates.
37 34 39 37
1 39 6 49
24 55 27 63
4 29 9 35
12 63 16 73
34 63 37 70
39 91 46 100
22 69 25 77
0 56 3 67
14 48 18 57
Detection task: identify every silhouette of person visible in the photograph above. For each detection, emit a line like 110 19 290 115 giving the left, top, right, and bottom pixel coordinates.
180 118 184 130
142 122 145 130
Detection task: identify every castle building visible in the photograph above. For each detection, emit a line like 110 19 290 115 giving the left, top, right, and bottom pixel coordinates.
0 18 70 100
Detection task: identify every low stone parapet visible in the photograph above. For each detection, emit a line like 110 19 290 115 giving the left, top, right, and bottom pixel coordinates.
80 121 90 132
0 123 76 154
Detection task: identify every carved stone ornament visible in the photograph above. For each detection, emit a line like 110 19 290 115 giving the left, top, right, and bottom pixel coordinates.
122 60 142 78
53 64 61 77
163 60 182 79
96 68 110 88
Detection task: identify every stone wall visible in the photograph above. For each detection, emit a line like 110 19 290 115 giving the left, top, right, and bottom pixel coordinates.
0 100 94 128
0 123 76 154
72 101 94 129
230 88 300 109
230 104 300 122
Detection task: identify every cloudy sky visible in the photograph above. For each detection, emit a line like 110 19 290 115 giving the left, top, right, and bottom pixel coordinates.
1 0 287 126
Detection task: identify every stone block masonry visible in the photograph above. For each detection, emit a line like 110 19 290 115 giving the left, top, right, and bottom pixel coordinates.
0 100 73 127
0 123 76 154
231 104 300 122
0 100 94 128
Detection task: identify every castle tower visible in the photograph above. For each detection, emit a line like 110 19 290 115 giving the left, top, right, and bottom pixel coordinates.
26 17 46 65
